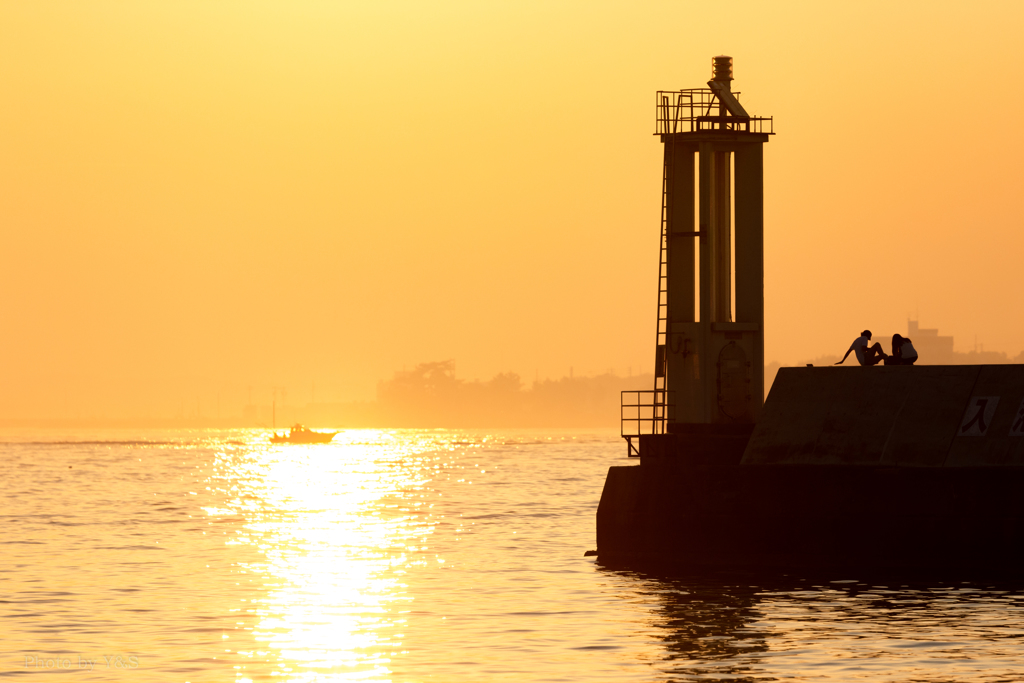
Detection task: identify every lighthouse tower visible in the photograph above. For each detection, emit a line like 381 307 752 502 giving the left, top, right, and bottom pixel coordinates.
649 56 773 440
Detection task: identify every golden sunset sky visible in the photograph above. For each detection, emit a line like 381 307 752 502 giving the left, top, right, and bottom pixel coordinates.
2 1 1022 418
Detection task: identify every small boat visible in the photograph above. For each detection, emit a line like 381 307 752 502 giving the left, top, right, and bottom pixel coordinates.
269 424 338 444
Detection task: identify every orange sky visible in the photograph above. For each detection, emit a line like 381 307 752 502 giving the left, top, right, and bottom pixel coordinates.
2 1 1023 418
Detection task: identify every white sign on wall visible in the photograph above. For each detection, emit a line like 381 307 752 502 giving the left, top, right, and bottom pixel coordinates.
959 396 1000 437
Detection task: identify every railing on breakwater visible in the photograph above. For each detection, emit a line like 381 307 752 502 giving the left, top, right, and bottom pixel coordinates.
621 390 674 457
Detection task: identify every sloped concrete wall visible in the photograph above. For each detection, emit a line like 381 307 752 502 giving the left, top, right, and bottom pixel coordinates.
742 365 1024 467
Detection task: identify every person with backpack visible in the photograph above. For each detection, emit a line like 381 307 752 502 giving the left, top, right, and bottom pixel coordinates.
890 333 919 365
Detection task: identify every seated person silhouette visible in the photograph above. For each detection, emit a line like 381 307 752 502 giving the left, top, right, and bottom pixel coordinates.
836 329 888 366
889 333 919 365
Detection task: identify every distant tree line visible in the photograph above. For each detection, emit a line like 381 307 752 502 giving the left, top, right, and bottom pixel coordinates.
300 360 653 428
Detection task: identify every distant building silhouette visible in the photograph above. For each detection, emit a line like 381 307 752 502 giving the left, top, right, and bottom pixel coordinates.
907 319 1014 365
907 319 954 364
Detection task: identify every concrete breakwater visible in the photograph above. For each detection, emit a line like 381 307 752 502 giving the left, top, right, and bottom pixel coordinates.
598 365 1024 571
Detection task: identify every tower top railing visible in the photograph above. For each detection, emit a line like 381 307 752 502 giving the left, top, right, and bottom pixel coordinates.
656 88 774 136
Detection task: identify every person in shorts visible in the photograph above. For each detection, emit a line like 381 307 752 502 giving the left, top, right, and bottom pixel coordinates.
836 330 888 366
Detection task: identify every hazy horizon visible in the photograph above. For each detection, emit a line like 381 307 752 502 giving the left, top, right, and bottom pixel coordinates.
4 2 1024 419
0 362 654 427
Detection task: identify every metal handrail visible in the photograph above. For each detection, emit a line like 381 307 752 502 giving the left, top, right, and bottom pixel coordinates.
656 89 773 136
621 390 675 437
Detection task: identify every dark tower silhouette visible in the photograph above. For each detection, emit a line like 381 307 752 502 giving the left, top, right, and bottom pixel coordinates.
629 56 773 455
658 56 773 427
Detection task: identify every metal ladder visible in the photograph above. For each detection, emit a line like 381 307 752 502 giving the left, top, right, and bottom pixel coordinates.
652 135 674 435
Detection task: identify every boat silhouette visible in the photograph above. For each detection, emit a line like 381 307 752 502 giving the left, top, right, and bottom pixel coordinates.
269 424 338 444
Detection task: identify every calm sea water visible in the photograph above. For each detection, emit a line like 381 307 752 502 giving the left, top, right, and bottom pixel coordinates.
3 428 1024 681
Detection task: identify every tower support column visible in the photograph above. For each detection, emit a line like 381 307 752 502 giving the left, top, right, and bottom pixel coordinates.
664 141 698 423
697 142 713 326
734 142 765 418
711 149 732 323
665 143 695 325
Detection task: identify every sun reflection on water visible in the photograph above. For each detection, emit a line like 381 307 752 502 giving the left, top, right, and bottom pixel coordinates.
205 431 439 680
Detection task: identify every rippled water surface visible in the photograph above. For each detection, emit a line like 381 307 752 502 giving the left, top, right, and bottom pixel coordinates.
3 428 1024 681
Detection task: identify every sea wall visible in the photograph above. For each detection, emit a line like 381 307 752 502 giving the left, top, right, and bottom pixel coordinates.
596 462 1024 570
742 365 1024 467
